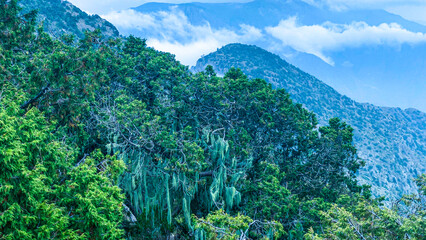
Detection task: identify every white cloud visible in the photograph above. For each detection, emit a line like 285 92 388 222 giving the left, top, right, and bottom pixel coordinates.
266 17 426 65
103 8 263 66
147 39 222 65
101 10 157 30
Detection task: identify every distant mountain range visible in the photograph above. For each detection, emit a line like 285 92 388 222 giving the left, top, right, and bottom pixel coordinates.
124 0 426 112
133 0 426 32
193 43 426 200
19 0 119 38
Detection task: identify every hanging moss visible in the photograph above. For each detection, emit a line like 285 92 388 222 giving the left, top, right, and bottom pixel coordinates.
182 197 192 230
225 186 241 212
166 176 172 226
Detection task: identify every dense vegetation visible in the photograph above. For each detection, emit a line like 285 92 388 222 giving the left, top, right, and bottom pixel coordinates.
1 1 425 239
194 43 426 202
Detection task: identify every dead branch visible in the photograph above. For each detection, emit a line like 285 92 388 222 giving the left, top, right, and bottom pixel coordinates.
20 83 50 109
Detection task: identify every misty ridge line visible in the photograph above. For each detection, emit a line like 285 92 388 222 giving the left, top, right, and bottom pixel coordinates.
67 0 426 25
102 8 426 66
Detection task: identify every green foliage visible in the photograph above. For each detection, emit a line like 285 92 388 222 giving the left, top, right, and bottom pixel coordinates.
415 174 426 195
306 176 426 240
58 150 125 239
193 209 253 240
0 0 37 50
293 117 364 201
242 162 290 237
0 86 125 239
0 85 74 239
194 210 283 240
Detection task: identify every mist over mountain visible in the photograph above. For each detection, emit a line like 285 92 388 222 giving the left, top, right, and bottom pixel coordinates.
193 43 426 200
104 0 426 112
133 0 426 32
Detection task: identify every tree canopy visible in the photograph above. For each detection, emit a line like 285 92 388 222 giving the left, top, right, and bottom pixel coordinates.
1 1 424 239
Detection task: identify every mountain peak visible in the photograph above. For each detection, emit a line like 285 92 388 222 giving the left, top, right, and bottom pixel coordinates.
19 0 119 38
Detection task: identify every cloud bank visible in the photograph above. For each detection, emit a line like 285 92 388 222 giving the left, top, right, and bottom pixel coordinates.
103 9 263 65
104 9 426 66
266 17 426 65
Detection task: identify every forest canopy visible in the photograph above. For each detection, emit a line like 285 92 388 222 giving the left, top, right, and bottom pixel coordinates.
0 0 425 239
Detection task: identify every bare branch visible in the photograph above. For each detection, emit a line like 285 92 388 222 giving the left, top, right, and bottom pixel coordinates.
20 83 50 109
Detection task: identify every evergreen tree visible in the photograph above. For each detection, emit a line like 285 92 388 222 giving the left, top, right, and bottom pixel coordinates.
0 86 125 239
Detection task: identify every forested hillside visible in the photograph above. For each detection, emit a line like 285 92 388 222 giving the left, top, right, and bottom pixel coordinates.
1 1 425 239
193 43 426 201
19 0 118 38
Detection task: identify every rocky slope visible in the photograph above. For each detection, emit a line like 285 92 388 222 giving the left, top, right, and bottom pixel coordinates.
193 43 426 201
19 0 119 38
